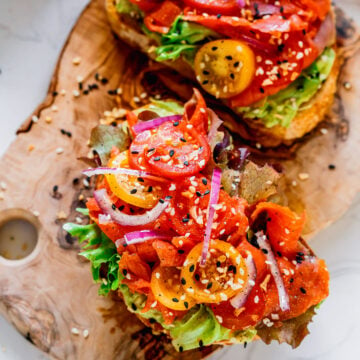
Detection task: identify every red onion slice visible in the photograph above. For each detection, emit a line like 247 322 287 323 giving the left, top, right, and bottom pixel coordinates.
200 168 222 266
124 230 171 245
236 0 245 7
230 253 257 309
256 231 290 312
94 189 169 226
82 167 168 183
133 115 183 134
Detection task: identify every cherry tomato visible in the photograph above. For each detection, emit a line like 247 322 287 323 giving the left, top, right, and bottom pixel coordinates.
183 0 240 16
129 121 210 179
181 240 248 303
151 266 197 311
194 40 255 99
106 151 163 209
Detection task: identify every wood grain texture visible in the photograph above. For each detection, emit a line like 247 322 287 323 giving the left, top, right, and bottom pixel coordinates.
0 0 359 359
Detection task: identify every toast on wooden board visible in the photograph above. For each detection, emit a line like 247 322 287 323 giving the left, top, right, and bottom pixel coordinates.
105 0 340 147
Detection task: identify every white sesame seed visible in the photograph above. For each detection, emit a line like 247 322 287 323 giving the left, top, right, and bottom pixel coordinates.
298 173 309 181
73 90 80 98
72 57 81 65
56 147 64 155
320 128 328 135
83 329 89 339
71 327 80 335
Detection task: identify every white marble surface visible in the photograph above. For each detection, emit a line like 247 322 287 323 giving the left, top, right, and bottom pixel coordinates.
1 1 360 359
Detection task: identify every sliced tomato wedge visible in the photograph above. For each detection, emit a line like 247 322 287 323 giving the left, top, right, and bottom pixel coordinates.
211 284 265 330
144 1 182 34
181 240 248 303
183 0 241 16
151 266 197 311
129 121 210 179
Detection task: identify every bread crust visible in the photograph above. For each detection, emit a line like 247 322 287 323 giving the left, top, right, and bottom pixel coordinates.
105 0 340 147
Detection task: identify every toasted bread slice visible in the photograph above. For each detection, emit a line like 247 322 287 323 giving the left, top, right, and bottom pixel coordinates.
105 0 340 147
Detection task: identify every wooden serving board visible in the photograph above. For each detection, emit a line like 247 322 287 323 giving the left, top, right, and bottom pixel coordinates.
0 1 216 359
0 0 360 359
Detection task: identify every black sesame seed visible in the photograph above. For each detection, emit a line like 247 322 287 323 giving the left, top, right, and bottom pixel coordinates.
184 301 189 309
53 185 58 193
300 287 306 294
179 346 184 352
234 61 240 68
149 318 156 324
165 196 172 200
207 282 213 289
196 191 202 197
137 177 144 182
182 218 190 223
72 177 79 185
226 55 233 60
112 204 117 210
131 150 139 154
130 189 137 194
203 70 210 75
230 73 235 80
180 137 187 142
118 205 125 211
216 261 221 267
290 278 294 283
277 251 282 257
217 14 221 19
202 80 209 85
172 297 179 302
199 340 203 347
212 46 218 51
154 156 161 161
147 147 155 153
173 121 179 127
78 82 83 91
195 273 200 281
169 149 175 157
204 190 210 195
131 303 137 311
278 44 285 52
328 164 336 170
189 264 195 272
122 269 128 276
302 29 306 35
260 87 265 93
83 90 89 95
101 77 108 84
159 199 165 204
130 208 135 213
181 278 186 285
244 342 247 349
202 178 208 185
280 6 284 13
184 161 189 166
148 186 153 192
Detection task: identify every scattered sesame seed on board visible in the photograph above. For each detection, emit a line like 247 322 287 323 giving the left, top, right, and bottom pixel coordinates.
56 147 64 155
72 57 81 65
298 173 309 181
71 327 80 335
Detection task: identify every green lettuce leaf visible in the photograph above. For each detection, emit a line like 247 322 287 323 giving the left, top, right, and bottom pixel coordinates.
133 99 184 117
89 124 131 165
237 47 336 128
115 0 143 16
155 17 219 63
63 221 120 296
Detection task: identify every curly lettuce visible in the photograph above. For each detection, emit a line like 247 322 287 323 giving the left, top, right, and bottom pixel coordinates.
155 17 219 63
237 47 336 128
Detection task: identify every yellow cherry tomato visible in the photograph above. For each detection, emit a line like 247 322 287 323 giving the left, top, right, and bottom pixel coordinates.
105 151 163 209
194 39 255 99
151 266 197 311
181 240 248 303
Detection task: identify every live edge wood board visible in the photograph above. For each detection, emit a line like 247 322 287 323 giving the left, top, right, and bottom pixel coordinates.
0 0 359 359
